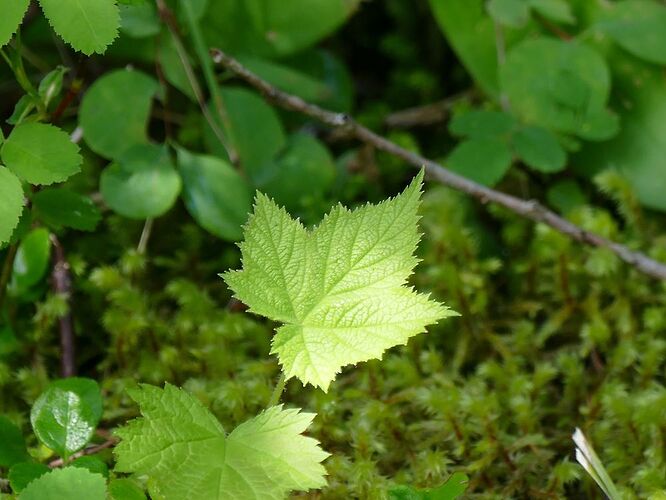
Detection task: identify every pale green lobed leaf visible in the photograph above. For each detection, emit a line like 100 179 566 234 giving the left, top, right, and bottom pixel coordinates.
114 384 328 500
224 170 457 390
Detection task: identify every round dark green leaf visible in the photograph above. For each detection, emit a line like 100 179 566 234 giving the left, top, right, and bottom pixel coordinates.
11 228 51 295
80 69 158 159
512 126 566 172
100 144 181 219
177 147 252 241
0 416 29 467
32 188 101 231
19 466 106 500
449 110 516 138
0 167 25 245
30 377 103 457
8 462 49 493
1 123 81 185
500 38 615 140
446 138 513 186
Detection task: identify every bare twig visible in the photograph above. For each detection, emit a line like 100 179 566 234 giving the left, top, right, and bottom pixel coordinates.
210 48 666 282
48 437 117 467
50 234 75 377
384 92 470 128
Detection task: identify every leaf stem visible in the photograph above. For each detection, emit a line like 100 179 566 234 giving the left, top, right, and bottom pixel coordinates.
267 372 287 408
0 244 18 311
137 218 154 255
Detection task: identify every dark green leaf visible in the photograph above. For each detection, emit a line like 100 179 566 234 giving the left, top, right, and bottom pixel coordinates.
177 147 253 241
447 138 513 186
100 144 181 219
108 479 147 500
8 462 50 493
30 377 103 457
529 0 575 24
32 188 101 231
389 472 469 500
19 467 106 500
119 2 160 38
449 110 516 138
512 126 566 172
79 69 158 159
0 326 20 357
71 456 109 478
547 179 587 214
38 66 67 108
0 416 29 467
10 228 51 295
6 94 37 125
1 123 81 185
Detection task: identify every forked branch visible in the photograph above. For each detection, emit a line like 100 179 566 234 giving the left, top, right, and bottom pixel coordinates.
210 48 666 282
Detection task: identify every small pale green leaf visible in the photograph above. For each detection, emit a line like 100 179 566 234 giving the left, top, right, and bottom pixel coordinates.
529 0 575 24
114 384 328 500
6 94 38 125
32 188 101 231
80 69 158 159
0 167 25 245
100 144 181 219
513 126 566 172
1 123 81 185
38 0 119 55
0 416 29 467
108 479 146 500
19 466 106 500
449 110 516 138
177 147 252 241
8 462 50 493
598 0 666 65
204 87 286 181
10 228 51 295
487 0 530 27
30 377 103 457
224 171 456 390
0 0 30 47
389 472 469 500
447 138 513 186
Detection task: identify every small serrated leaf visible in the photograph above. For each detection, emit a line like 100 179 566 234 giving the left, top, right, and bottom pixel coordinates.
19 466 106 500
0 0 30 47
38 0 120 55
0 167 25 245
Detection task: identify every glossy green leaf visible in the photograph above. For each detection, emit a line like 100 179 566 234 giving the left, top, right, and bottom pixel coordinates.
202 0 360 57
512 126 566 172
0 167 24 245
38 0 119 55
487 0 530 27
32 188 101 231
79 69 158 159
19 466 106 500
529 0 575 24
115 384 329 500
30 377 103 457
224 171 456 389
11 228 51 295
0 0 30 47
449 110 516 138
177 147 253 241
259 133 337 213
447 138 513 186
0 416 29 467
100 144 181 219
108 479 146 500
389 472 469 499
598 0 666 65
204 87 286 180
1 123 81 185
8 462 49 493
500 38 617 140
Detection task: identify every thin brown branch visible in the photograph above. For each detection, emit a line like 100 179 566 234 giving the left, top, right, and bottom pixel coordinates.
48 437 117 467
384 92 469 128
50 234 75 377
210 48 666 282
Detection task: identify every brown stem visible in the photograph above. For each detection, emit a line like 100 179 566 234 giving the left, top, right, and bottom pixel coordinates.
210 48 666 282
48 437 117 467
0 244 18 310
50 234 75 377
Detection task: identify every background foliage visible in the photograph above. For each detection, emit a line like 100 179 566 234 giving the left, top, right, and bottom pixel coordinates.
2 0 666 498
